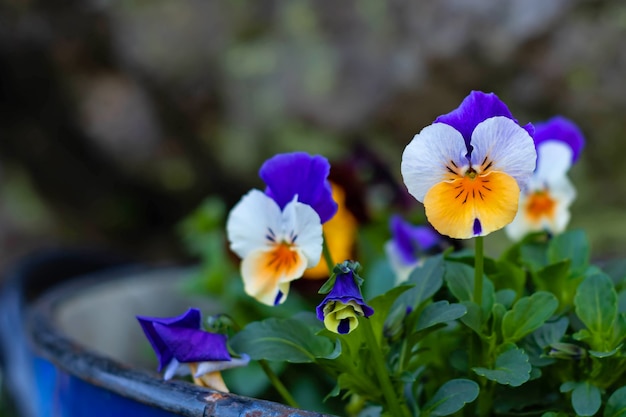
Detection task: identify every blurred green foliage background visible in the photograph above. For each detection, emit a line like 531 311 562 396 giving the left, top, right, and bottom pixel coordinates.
1 0 625 269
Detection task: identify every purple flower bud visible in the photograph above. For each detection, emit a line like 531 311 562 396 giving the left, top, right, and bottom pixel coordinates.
316 263 374 334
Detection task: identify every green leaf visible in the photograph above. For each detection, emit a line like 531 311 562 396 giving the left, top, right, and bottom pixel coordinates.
502 292 559 343
472 345 531 387
604 259 626 289
589 346 620 358
445 261 495 320
416 301 467 331
532 317 570 348
548 229 590 274
612 313 626 348
571 381 602 417
495 289 517 309
531 259 582 310
230 317 338 363
605 386 626 417
370 284 413 338
491 260 526 297
521 317 569 366
575 273 618 351
618 291 626 313
405 254 445 306
422 379 479 416
460 301 483 335
520 241 550 271
499 231 547 266
491 302 507 332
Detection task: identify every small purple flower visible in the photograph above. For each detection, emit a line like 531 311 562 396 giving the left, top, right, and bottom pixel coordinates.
388 215 442 265
316 261 374 335
385 215 444 283
260 152 338 223
533 116 585 164
137 308 247 390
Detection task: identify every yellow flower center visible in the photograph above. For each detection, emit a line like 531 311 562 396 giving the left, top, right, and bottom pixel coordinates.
525 190 556 222
264 241 299 277
424 157 520 239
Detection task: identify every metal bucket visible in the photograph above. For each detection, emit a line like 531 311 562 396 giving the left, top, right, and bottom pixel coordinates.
0 249 332 417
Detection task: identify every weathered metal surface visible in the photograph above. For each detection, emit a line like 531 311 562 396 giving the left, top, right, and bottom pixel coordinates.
1 250 337 417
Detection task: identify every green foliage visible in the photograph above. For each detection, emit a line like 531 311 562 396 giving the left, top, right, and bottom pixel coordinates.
501 292 558 343
421 379 479 416
181 190 626 417
473 344 531 387
561 381 602 416
229 315 339 363
605 386 626 417
574 273 619 352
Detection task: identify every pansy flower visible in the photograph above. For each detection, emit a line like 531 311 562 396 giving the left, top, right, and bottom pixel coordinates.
401 91 537 239
260 152 338 224
316 261 374 334
384 214 444 283
136 308 249 392
226 190 323 305
505 116 585 240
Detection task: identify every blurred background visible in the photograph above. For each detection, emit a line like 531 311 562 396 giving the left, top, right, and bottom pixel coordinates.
2 0 626 414
2 0 626 285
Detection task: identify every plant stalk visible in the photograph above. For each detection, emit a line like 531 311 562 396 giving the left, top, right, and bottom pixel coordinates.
258 359 301 409
473 236 484 310
360 317 410 417
322 232 335 273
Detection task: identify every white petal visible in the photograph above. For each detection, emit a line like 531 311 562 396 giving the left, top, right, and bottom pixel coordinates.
194 355 251 376
470 117 537 189
226 190 282 258
240 248 307 305
163 358 189 380
504 211 528 241
401 123 468 202
384 240 418 284
549 176 576 206
281 199 323 266
535 141 573 182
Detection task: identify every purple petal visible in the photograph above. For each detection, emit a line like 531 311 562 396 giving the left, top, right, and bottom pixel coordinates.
435 91 533 152
153 323 231 363
473 218 482 236
533 116 585 163
316 271 374 320
259 152 338 223
337 320 351 334
137 308 202 371
389 215 442 265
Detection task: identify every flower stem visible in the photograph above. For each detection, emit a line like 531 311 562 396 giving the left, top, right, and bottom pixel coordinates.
258 359 300 409
360 317 409 417
473 236 484 310
322 232 335 274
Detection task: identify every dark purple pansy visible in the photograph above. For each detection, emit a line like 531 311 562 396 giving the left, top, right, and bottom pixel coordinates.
389 215 442 265
137 308 231 371
260 152 338 223
533 116 585 163
434 91 534 156
316 264 374 334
